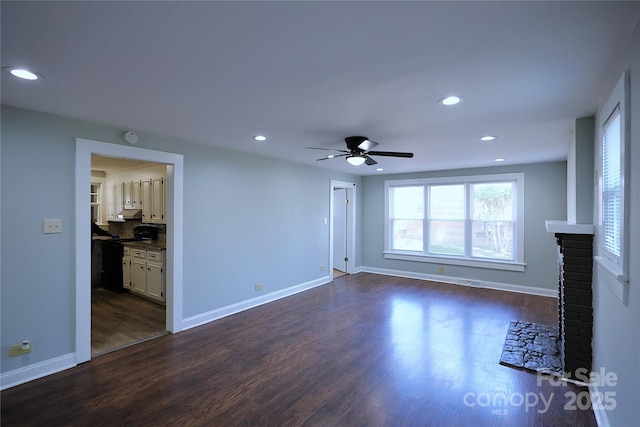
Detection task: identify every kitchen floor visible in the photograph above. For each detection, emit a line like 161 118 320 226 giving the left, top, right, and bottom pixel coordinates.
333 268 347 279
91 288 167 356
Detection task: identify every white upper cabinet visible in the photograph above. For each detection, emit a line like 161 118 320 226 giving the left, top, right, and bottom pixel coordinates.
151 177 165 224
131 180 141 209
107 183 123 221
141 180 152 222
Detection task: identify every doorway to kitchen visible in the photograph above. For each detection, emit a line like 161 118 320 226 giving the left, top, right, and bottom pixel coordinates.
75 138 184 364
330 180 356 278
90 155 169 356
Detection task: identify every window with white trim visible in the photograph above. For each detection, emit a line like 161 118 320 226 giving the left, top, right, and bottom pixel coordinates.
385 173 525 271
596 71 629 282
601 107 622 261
91 182 102 223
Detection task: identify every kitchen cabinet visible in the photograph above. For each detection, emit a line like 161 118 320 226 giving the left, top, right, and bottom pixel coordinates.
139 177 165 224
141 180 152 223
122 247 131 289
131 248 147 294
132 180 141 209
123 180 141 209
123 181 132 208
146 250 164 300
107 183 123 221
151 177 165 224
124 245 165 303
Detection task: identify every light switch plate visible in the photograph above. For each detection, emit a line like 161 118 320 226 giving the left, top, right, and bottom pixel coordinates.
43 218 62 234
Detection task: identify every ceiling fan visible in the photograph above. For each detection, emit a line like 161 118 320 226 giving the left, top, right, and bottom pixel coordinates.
307 136 414 166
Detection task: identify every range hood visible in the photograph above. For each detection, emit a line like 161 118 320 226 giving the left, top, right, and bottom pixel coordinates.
112 209 142 221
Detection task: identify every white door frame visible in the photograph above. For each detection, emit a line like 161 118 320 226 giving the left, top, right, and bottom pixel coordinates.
75 138 184 363
329 180 356 274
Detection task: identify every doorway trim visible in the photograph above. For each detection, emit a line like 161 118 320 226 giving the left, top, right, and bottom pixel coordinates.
329 180 356 274
75 138 184 363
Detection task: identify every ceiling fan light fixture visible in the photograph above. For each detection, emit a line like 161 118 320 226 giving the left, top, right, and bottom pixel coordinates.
346 155 366 166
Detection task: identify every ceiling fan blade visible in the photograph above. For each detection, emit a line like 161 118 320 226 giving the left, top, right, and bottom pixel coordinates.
345 136 370 151
367 151 414 158
358 139 378 151
316 153 349 161
364 156 378 166
306 147 350 153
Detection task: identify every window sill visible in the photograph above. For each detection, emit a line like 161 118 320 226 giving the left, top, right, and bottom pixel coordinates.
383 251 526 272
594 256 629 304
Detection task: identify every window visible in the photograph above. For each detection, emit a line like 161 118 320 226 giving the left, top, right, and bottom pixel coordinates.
389 186 424 251
385 173 525 271
596 71 629 282
91 182 102 223
429 184 465 256
601 107 622 261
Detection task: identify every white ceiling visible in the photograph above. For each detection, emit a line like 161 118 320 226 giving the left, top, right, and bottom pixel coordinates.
2 1 639 175
91 155 162 174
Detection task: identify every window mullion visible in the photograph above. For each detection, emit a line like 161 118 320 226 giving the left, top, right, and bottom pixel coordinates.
465 182 472 257
424 185 430 255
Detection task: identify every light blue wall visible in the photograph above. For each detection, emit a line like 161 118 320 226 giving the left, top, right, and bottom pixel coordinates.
360 162 567 291
592 20 640 427
0 105 359 373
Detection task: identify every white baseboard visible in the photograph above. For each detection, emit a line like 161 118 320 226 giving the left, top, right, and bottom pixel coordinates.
359 266 558 298
589 382 611 427
1 353 76 390
182 275 332 330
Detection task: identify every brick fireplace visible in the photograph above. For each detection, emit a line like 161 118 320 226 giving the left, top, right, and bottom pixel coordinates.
554 232 594 377
546 221 595 378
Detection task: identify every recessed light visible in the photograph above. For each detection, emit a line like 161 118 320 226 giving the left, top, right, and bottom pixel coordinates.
254 135 267 142
494 158 506 162
376 168 384 172
327 155 335 159
438 96 461 106
7 68 40 80
480 136 496 141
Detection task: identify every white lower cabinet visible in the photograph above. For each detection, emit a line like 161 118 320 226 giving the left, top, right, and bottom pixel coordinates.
146 262 163 300
122 247 131 289
123 245 165 303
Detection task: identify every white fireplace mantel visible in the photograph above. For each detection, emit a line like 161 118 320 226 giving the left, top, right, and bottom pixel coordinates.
545 220 595 235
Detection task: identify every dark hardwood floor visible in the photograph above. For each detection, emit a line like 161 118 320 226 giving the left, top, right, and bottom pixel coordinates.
91 288 167 356
2 273 596 426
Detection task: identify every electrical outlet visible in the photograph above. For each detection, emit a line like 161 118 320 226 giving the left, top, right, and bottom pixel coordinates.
255 283 263 291
9 341 32 357
438 266 445 274
43 218 62 234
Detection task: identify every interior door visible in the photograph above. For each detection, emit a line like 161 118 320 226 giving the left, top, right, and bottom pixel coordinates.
333 188 348 272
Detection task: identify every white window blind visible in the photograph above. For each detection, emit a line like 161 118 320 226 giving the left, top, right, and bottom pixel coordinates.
601 105 622 262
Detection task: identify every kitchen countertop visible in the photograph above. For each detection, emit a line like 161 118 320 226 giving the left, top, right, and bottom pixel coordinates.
122 240 166 250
